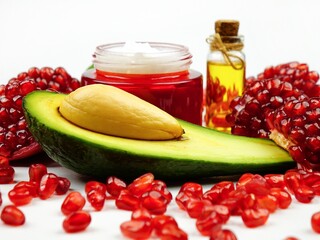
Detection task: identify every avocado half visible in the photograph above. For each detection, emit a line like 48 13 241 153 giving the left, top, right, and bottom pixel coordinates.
22 91 294 181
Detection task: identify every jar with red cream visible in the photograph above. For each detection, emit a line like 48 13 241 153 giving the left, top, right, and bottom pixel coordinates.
81 42 203 125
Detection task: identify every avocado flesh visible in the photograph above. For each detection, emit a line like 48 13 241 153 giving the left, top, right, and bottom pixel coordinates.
23 91 294 181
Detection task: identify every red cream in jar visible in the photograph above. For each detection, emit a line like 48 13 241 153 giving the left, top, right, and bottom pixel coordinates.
81 42 203 125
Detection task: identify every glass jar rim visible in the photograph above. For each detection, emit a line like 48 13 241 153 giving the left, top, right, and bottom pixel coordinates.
93 41 193 74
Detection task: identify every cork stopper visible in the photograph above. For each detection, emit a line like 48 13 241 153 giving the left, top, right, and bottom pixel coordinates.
215 20 239 36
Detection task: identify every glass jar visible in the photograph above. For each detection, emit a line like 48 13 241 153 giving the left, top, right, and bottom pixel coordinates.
81 42 203 125
204 20 246 132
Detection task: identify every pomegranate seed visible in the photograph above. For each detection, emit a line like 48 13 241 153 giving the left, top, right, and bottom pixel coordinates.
311 211 320 233
28 67 40 78
120 220 153 239
240 193 256 210
131 207 152 222
85 180 106 194
210 229 238 240
55 177 71 195
127 173 154 197
203 204 231 224
151 180 173 203
244 175 270 196
1 205 25 226
0 165 15 184
186 199 212 219
19 79 37 96
14 181 39 198
106 176 127 198
63 210 91 233
196 210 223 236
8 187 33 206
87 189 105 211
0 156 9 166
140 189 168 215
179 182 203 198
175 190 199 211
269 188 292 209
153 215 179 236
38 173 59 200
293 185 315 203
284 170 301 194
255 194 278 213
160 223 188 240
264 174 285 189
237 173 254 187
29 163 48 183
241 208 269 228
115 189 140 211
61 191 86 216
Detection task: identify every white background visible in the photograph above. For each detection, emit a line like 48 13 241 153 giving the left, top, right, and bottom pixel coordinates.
1 0 320 239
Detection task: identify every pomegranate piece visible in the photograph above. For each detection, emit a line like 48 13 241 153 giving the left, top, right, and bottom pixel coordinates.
38 173 59 200
1 205 25 226
269 97 320 171
63 210 91 233
227 78 307 138
0 67 80 161
120 220 153 239
241 208 269 228
8 187 33 206
0 165 15 184
311 211 320 233
227 62 320 171
61 191 86 215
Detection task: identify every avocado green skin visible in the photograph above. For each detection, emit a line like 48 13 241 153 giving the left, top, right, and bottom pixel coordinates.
23 91 295 181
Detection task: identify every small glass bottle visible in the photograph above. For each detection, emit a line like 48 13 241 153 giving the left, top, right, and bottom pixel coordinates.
204 20 245 132
81 42 203 125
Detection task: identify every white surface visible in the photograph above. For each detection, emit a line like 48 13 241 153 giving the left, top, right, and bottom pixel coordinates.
1 0 320 239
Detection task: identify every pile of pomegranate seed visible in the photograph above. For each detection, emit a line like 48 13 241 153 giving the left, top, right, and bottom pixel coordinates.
0 161 72 228
0 67 80 161
4 163 320 238
226 62 320 171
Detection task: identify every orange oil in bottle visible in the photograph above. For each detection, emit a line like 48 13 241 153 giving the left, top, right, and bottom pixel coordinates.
205 61 245 132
